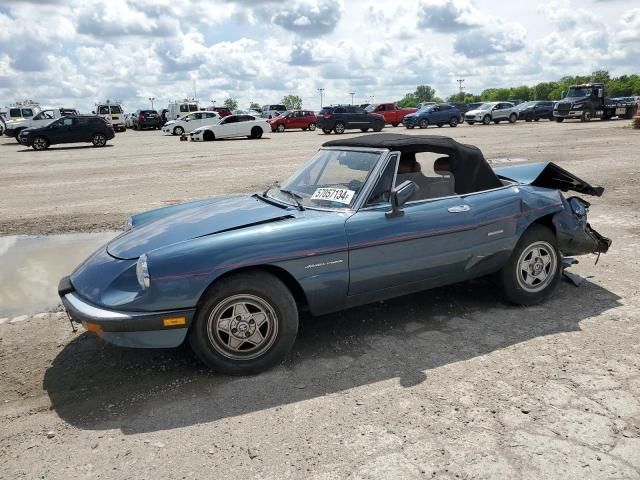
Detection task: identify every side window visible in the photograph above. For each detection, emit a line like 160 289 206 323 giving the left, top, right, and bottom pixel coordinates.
334 107 345 114
204 112 217 119
180 105 188 112
23 109 34 117
193 113 203 120
441 105 450 111
378 105 386 111
366 154 399 206
224 116 239 123
394 152 455 201
62 118 74 126
354 107 366 114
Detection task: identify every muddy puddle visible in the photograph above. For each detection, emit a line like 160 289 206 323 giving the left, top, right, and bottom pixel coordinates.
0 232 117 318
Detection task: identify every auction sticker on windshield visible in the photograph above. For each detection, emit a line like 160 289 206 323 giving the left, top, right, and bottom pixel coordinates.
311 188 355 204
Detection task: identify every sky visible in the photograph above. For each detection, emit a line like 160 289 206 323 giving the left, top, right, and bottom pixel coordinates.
0 0 638 112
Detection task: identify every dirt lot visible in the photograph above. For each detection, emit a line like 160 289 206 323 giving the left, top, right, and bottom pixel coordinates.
1 121 640 479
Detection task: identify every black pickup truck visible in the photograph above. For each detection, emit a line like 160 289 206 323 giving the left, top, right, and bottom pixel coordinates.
554 83 638 122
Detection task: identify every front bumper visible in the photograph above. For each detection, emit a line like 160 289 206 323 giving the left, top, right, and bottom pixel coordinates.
189 132 204 141
59 277 195 348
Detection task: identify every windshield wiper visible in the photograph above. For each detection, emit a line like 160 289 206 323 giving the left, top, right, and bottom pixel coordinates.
279 189 305 211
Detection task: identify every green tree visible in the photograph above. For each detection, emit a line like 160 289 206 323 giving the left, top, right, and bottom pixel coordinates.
397 93 418 108
281 94 302 110
224 98 238 111
249 102 261 110
414 85 437 103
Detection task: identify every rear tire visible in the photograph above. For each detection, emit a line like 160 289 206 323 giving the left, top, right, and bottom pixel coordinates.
308 123 316 131
555 117 564 123
391 123 399 127
360 128 369 132
580 109 593 122
322 128 332 134
467 121 474 125
406 125 414 129
373 124 383 132
449 117 458 127
276 124 285 133
14 129 25 143
334 122 345 134
188 272 299 375
173 126 184 135
250 127 263 139
92 133 107 147
497 224 560 306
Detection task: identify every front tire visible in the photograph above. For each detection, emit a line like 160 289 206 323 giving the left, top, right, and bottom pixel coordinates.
92 133 107 147
497 225 560 306
188 272 299 375
322 128 332 134
581 109 593 122
483 115 491 125
555 117 564 123
419 119 429 129
509 113 517 123
203 130 215 142
32 136 49 150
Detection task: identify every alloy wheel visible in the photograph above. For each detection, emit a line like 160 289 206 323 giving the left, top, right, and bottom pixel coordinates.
516 241 557 293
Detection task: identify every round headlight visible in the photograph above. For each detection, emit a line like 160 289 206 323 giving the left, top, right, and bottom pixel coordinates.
136 254 150 289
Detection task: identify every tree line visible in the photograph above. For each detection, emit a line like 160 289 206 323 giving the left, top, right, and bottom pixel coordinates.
399 71 640 107
221 71 639 111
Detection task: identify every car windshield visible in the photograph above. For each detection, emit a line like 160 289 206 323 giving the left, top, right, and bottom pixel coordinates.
110 106 122 114
478 103 495 110
567 86 593 98
98 106 110 114
267 149 382 210
517 101 535 110
365 105 376 112
418 105 434 112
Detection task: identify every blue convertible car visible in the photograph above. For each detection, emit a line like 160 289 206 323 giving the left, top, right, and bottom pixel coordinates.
59 134 611 374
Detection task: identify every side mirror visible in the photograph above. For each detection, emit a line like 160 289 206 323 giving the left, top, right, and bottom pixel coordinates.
386 180 418 218
92 111 95 114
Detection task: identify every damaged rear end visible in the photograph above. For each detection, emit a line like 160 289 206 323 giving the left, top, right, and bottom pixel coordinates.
495 162 612 257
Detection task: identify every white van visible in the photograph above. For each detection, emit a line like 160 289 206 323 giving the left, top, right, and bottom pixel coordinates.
3 108 60 140
7 102 41 119
166 101 200 121
261 104 286 119
96 101 126 132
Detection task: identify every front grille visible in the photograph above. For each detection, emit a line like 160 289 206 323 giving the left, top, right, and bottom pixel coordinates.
557 103 571 115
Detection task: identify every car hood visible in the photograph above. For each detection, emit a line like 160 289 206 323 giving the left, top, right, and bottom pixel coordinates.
107 194 295 260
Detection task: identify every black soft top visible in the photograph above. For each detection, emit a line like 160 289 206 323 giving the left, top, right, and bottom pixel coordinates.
323 133 503 194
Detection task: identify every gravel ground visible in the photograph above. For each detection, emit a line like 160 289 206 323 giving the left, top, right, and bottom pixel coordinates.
1 120 639 479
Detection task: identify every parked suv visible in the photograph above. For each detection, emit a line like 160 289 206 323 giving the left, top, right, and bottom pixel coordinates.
516 101 555 121
132 109 161 130
18 115 115 150
316 105 385 134
403 103 461 129
465 102 517 125
207 106 232 118
269 110 317 132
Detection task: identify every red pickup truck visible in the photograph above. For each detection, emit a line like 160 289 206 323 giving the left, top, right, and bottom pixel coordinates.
365 102 417 126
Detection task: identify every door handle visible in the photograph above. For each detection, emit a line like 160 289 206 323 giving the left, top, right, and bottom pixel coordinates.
448 205 471 213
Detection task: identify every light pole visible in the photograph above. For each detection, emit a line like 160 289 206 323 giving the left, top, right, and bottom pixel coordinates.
148 97 155 109
318 88 325 108
349 92 355 105
369 95 374 104
211 99 216 107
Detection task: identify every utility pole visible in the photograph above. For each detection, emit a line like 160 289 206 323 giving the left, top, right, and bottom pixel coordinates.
349 92 355 105
456 79 465 98
148 97 155 109
318 88 325 108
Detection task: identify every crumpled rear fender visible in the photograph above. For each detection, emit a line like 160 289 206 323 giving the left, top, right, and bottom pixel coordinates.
552 195 611 256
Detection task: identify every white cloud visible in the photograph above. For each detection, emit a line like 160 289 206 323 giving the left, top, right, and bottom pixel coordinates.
0 0 637 113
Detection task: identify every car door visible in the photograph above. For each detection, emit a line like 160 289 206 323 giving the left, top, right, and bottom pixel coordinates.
202 112 219 126
345 152 479 296
216 115 239 137
32 110 56 128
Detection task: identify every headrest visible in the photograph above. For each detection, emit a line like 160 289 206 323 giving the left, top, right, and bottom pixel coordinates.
434 157 450 175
